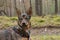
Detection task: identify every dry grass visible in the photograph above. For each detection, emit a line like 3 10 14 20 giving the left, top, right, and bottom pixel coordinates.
31 35 60 40
0 16 18 29
0 15 60 29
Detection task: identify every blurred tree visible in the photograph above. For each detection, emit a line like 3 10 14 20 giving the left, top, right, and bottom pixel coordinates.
55 0 58 14
35 0 42 16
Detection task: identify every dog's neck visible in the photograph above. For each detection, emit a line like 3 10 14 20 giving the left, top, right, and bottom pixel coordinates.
13 26 29 38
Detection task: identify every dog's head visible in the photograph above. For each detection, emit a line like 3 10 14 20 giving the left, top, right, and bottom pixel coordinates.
16 7 32 30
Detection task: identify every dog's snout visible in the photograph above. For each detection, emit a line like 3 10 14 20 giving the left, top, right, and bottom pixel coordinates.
22 23 25 25
22 23 27 27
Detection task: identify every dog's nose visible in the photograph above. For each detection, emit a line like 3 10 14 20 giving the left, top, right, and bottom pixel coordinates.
22 23 26 25
22 23 27 27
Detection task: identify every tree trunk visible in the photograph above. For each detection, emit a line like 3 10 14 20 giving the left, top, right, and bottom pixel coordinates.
39 0 42 16
35 0 42 16
55 0 58 14
35 0 38 15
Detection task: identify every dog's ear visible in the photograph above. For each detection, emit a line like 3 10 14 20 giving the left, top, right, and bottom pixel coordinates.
15 7 21 18
26 7 32 16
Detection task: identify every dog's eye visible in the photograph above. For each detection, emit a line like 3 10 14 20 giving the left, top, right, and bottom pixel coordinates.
25 18 28 19
25 17 30 21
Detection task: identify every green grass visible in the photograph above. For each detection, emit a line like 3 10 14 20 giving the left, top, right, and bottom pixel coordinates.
0 16 18 29
31 35 60 40
31 15 60 27
0 16 60 40
0 15 60 29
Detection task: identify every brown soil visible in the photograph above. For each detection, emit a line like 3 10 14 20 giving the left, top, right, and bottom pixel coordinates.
31 27 60 36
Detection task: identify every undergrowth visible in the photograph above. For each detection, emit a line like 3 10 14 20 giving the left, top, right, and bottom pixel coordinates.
0 15 60 29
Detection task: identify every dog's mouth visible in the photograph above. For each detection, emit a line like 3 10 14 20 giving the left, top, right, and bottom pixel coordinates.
20 23 27 29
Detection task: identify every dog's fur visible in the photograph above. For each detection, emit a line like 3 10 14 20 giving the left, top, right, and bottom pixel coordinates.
16 7 32 40
0 7 32 40
0 27 22 40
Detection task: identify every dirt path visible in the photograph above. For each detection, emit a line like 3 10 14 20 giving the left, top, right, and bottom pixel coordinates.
31 28 60 36
0 26 60 36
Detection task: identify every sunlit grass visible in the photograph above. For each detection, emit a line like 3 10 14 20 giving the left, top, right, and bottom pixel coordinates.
0 15 60 29
31 35 60 40
0 16 18 29
31 15 60 27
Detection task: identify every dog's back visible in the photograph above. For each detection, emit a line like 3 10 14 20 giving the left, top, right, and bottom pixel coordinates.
0 27 22 40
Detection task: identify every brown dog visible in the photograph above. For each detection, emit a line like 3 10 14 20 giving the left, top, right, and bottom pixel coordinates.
16 6 32 40
0 7 32 40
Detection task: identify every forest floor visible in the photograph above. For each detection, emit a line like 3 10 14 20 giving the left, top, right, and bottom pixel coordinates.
31 27 60 40
0 16 60 40
31 27 60 35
